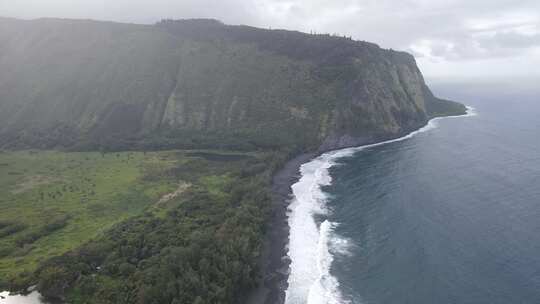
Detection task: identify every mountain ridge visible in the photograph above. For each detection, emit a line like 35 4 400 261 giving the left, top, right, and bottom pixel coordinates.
0 17 465 153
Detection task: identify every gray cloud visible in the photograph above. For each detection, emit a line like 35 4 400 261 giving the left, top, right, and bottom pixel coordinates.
481 32 540 49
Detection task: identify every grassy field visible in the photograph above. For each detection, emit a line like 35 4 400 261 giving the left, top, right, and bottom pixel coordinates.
17 148 282 304
0 150 207 286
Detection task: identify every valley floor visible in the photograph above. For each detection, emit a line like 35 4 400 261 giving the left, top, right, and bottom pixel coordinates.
0 150 178 285
0 149 283 304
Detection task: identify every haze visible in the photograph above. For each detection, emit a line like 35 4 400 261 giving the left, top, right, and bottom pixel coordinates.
1 0 539 82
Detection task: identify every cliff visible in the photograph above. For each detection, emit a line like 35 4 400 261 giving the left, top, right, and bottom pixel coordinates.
0 17 465 152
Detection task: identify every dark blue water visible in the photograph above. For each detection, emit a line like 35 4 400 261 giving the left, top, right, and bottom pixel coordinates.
326 86 540 304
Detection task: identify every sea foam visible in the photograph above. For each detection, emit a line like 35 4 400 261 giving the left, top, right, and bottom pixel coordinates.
285 107 476 304
285 152 351 304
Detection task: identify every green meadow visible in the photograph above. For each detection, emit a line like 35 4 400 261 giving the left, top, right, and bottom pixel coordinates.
0 149 243 286
0 150 180 283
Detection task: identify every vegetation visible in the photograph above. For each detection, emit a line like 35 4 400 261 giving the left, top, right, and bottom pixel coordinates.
0 151 183 288
426 96 468 118
0 17 465 153
0 149 288 303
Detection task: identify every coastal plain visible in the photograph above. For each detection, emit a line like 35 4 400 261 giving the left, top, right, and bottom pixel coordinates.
0 150 278 301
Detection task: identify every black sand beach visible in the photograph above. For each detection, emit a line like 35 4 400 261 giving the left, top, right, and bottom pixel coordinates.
245 153 315 304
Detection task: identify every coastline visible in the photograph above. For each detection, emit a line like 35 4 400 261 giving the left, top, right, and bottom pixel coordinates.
246 153 316 304
246 107 472 304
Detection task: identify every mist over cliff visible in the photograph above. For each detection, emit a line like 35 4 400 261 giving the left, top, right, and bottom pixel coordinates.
0 17 465 152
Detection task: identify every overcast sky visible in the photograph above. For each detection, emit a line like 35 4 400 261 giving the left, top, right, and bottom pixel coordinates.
1 0 539 82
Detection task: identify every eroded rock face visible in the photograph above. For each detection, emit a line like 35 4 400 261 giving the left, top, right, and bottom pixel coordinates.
0 17 465 151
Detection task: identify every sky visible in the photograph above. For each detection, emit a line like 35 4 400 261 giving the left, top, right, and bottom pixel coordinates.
1 0 539 82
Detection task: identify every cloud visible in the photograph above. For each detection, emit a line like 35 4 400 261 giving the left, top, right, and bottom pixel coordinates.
480 31 540 49
247 0 540 62
408 9 540 61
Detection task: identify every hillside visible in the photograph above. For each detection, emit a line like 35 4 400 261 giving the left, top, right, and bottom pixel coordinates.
0 17 465 152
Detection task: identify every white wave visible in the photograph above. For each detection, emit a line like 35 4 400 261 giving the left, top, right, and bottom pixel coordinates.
329 232 353 257
285 108 476 304
0 290 43 304
307 220 348 304
286 155 338 304
465 106 478 117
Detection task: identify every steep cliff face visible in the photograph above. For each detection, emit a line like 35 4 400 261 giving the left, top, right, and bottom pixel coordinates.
0 17 465 151
0 18 182 149
156 19 465 152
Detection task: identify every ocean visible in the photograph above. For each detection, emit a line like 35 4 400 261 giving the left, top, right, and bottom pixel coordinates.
285 83 540 304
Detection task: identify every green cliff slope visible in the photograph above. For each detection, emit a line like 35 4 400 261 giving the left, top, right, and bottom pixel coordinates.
0 17 465 152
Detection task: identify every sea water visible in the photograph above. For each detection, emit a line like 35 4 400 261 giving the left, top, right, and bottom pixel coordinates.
285 85 540 304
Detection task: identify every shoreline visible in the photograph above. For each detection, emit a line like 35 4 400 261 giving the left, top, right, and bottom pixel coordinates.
246 108 472 304
246 152 316 304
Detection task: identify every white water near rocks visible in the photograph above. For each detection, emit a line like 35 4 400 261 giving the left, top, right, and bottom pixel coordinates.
284 107 476 304
0 291 43 304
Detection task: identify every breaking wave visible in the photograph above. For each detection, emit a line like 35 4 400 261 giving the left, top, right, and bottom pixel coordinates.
284 107 476 304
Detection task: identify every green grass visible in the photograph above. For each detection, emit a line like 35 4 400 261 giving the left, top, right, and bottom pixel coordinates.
0 150 180 284
25 148 280 304
199 174 233 201
0 149 267 289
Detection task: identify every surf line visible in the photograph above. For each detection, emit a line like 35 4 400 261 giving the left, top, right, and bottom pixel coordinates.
284 107 476 304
